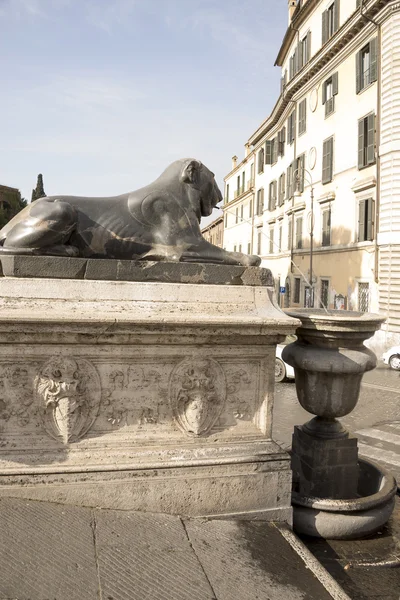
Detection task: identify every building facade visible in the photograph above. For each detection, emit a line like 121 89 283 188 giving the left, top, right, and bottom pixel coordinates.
201 214 224 248
223 0 400 349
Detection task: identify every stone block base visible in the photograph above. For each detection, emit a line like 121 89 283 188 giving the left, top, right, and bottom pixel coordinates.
291 425 359 499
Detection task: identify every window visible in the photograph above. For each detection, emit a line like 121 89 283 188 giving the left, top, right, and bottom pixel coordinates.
239 244 242 253
356 38 377 93
301 32 311 67
322 72 338 117
237 175 240 196
225 183 229 204
256 188 264 216
265 138 278 165
295 216 303 249
258 148 264 173
249 199 253 218
240 204 244 221
322 137 334 184
286 161 297 199
358 282 370 312
278 127 286 157
247 242 251 254
257 228 263 254
250 163 254 186
322 208 331 246
269 227 274 254
278 173 286 206
278 224 283 252
288 218 292 250
322 2 339 45
268 180 277 211
224 212 228 227
289 31 311 80
242 171 245 194
287 110 296 144
296 155 305 193
294 277 301 303
233 245 237 252
320 279 329 309
358 198 374 241
272 138 278 164
235 207 239 224
298 98 307 135
304 286 313 308
358 113 375 169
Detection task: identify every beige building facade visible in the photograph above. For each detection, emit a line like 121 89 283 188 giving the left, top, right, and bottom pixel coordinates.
222 0 400 350
201 214 224 248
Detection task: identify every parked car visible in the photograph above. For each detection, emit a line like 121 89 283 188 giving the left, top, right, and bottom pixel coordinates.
275 335 296 383
382 346 400 370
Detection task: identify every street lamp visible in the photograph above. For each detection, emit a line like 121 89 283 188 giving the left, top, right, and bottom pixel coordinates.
294 167 315 308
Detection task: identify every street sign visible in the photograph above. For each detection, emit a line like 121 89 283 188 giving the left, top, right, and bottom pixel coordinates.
280 287 286 294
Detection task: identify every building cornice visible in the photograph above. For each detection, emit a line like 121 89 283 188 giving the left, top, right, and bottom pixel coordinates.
248 0 388 148
201 215 223 234
223 153 255 182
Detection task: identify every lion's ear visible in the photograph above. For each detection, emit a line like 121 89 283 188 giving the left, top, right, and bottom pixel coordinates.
180 160 202 184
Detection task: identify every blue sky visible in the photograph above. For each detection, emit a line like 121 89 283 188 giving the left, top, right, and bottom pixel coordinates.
0 0 287 224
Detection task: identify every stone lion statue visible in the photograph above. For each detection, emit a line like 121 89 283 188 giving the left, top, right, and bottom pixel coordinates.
0 159 260 267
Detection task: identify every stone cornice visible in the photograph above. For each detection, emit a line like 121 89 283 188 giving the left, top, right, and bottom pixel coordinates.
275 0 320 67
248 0 387 148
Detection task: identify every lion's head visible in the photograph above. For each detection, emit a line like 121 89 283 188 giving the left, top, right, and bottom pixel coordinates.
179 159 222 218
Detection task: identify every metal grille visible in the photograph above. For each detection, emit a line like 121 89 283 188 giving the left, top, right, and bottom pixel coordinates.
320 279 329 309
358 282 370 312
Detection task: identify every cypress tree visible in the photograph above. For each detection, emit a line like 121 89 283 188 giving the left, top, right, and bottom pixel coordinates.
31 174 46 201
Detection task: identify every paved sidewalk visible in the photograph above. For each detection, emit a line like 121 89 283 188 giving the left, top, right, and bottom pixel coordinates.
0 497 344 600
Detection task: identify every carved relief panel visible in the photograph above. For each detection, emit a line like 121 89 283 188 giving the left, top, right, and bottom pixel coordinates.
169 358 226 437
35 357 101 444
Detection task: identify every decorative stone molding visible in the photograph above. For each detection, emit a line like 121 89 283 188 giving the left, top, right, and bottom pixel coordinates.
169 358 226 437
35 357 101 444
317 191 336 205
351 177 376 194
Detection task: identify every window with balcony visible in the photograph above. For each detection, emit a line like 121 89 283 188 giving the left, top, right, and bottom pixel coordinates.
356 38 377 93
322 72 338 117
358 198 374 242
358 113 375 169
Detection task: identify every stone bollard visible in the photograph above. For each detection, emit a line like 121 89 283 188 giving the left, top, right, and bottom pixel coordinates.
282 309 397 539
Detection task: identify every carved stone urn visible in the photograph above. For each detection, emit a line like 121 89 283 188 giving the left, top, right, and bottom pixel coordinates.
282 309 397 539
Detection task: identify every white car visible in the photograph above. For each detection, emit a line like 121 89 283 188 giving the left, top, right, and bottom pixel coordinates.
275 335 296 383
382 346 400 370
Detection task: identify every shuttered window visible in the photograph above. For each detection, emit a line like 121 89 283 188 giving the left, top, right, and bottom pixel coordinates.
272 138 278 164
287 110 296 144
257 188 264 216
278 173 286 206
278 224 283 252
358 113 375 169
249 199 253 218
288 218 292 251
268 181 277 211
258 148 264 173
358 198 374 242
322 208 331 246
265 140 273 165
269 227 274 254
286 163 294 199
298 99 307 135
296 155 305 193
356 38 377 94
322 137 334 184
257 228 263 254
278 127 286 157
322 72 338 117
322 2 339 45
295 216 303 249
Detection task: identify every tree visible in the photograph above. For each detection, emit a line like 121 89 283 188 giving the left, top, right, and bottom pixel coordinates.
31 173 46 202
0 188 27 228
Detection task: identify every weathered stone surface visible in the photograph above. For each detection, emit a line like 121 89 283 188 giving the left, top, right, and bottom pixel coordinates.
0 254 274 285
0 277 298 520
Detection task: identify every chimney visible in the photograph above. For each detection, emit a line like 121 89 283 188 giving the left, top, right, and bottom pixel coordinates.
288 0 297 23
245 143 251 158
232 155 238 170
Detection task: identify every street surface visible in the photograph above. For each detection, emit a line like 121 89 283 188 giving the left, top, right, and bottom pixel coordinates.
273 362 400 481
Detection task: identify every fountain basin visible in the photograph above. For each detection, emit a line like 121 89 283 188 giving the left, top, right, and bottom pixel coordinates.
292 458 397 539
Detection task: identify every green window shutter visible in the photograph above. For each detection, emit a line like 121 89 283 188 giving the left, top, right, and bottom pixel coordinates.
358 118 365 168
322 10 328 45
287 117 291 143
286 165 291 198
296 217 303 249
274 181 277 204
370 37 378 83
356 50 362 94
322 80 327 105
367 199 375 241
298 101 303 134
358 199 366 241
367 113 375 164
265 140 273 165
297 42 303 71
268 183 273 211
332 71 339 95
249 199 252 218
281 127 286 155
322 138 333 184
307 31 311 62
334 0 340 33
288 219 292 250
298 155 305 192
272 137 278 164
291 110 296 142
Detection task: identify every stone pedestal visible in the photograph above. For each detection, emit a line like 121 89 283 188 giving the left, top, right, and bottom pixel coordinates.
291 426 359 499
0 261 298 522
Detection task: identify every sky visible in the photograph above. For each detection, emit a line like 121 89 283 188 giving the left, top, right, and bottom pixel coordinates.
0 0 288 225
